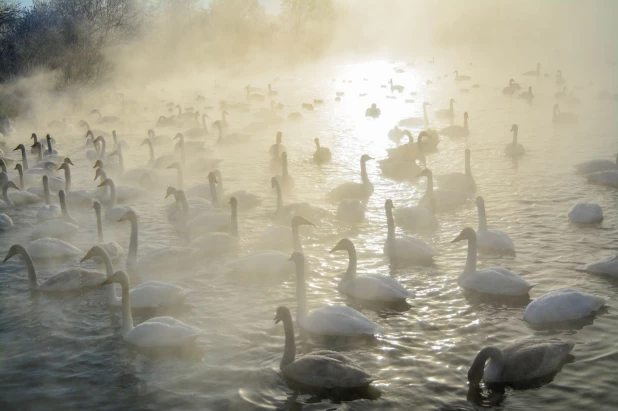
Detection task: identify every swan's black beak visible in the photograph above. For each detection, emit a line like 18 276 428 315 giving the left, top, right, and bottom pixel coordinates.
101 277 113 286
451 233 464 243
274 314 281 324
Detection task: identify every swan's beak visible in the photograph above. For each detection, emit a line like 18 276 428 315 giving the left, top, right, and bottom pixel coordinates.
80 251 92 263
451 233 464 243
101 277 114 286
329 245 341 253
66 159 74 165
13 146 20 151
274 314 281 324
97 182 105 187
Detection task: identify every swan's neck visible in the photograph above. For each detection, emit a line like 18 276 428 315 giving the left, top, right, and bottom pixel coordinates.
280 314 296 369
512 128 518 146
342 244 358 281
43 179 51 205
36 145 43 163
477 202 487 231
16 246 38 288
179 142 185 167
217 125 223 143
17 167 24 189
117 152 124 175
46 138 53 154
463 116 468 132
63 166 71 192
176 167 184 189
118 278 134 334
96 208 104 243
294 259 308 321
361 161 370 186
465 154 471 177
209 179 220 208
274 181 282 211
231 204 238 238
99 252 119 306
202 116 208 133
2 183 14 207
469 347 503 382
461 236 478 279
424 173 434 196
292 223 302 252
449 100 454 113
147 141 155 167
98 139 106 160
107 180 117 209
282 158 289 181
60 195 72 221
386 207 396 242
20 147 29 170
127 217 138 270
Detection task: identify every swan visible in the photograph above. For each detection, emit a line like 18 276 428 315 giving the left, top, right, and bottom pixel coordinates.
21 162 66 194
257 215 313 253
3 244 104 292
517 86 534 102
147 129 169 145
31 207 79 239
166 187 212 223
225 250 295 280
112 145 156 185
523 63 541 76
85 134 100 161
173 132 209 160
454 70 471 81
269 131 286 159
388 126 405 141
112 130 129 151
290 252 383 338
270 177 327 223
0 172 41 206
502 79 521 95
97 178 137 221
183 114 209 138
568 203 603 224
94 167 145 203
43 134 61 159
56 190 79 226
246 85 265 102
475 196 515 253
394 195 437 233
418 169 468 212
13 144 54 176
36 175 61 222
389 78 404 93
29 142 60 172
555 86 569 100
575 253 618 277
190 197 240 257
91 109 120 124
177 174 230 236
277 152 295 192
365 103 381 118
25 237 81 259
187 169 258 209
82 246 186 310
141 138 176 169
574 154 617 174
328 154 374 201
213 120 250 145
451 227 533 296
523 288 608 324
398 102 430 127
437 148 476 193
0 212 13 230
273 306 374 389
384 200 437 264
93 201 123 261
58 162 94 207
586 169 618 188
555 69 565 86
337 199 365 226
439 112 469 137
436 98 455 119
505 124 525 156
552 104 577 124
100 270 199 348
331 238 414 302
268 84 278 97
313 138 332 164
118 210 193 273
467 338 574 385
385 130 425 161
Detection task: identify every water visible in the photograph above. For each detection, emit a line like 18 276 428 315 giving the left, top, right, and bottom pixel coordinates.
1 58 617 410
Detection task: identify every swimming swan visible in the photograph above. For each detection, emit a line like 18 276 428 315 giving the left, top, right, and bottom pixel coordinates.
384 200 438 264
257 215 313 253
436 98 455 120
468 338 574 385
25 237 81 259
439 112 469 137
523 288 608 324
575 253 618 277
451 227 533 296
273 306 374 389
3 244 104 292
100 270 200 348
437 148 476 193
93 201 123 261
475 196 515 253
585 170 618 188
573 154 617 174
313 138 332 164
505 124 525 157
568 203 603 224
97 178 137 221
331 238 415 302
36 175 61 222
190 197 240 257
552 104 577 125
398 102 430 127
328 155 374 201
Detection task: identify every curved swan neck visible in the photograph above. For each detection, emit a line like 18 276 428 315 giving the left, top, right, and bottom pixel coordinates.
146 140 154 166
15 165 23 189
63 165 72 192
361 160 370 186
469 347 503 382
343 243 357 280
117 274 134 334
2 181 14 207
462 234 478 278
294 258 308 321
209 177 220 208
20 146 29 170
46 137 53 154
127 215 138 270
15 245 38 288
512 127 518 145
291 222 302 252
95 207 104 242
106 180 117 209
43 177 51 205
477 201 488 231
386 205 396 241
93 247 117 305
98 138 106 160
280 312 296 369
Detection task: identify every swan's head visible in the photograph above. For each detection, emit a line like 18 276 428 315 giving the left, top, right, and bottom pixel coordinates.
3 244 23 263
417 131 429 142
173 133 184 141
213 120 221 130
147 129 154 138
58 162 69 172
464 112 469 119
30 141 40 150
417 168 432 179
140 138 151 147
274 306 292 324
93 160 104 169
85 129 94 138
385 199 395 211
330 238 354 253
14 163 22 172
271 176 279 189
63 158 74 166
13 144 24 151
117 210 137 223
474 196 484 207
288 251 304 265
314 137 320 145
31 132 37 139
451 227 476 243
101 270 130 287
167 162 181 171
291 216 313 227
94 135 104 143
94 168 105 181
450 98 455 104
276 131 282 142
165 186 177 198
510 124 518 132
509 78 515 85
81 245 107 263
207 171 218 184
423 101 431 106
93 201 101 212
360 154 374 163
46 134 52 141
454 70 459 75
229 196 237 207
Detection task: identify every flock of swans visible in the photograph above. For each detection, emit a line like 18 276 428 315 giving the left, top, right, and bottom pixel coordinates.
0 60 617 405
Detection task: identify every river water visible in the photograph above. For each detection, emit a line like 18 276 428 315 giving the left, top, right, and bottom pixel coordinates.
1 58 617 410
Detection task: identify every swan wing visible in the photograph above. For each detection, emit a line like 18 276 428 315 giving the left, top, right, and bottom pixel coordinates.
477 229 515 251
282 354 373 388
129 282 186 309
342 275 414 301
575 254 618 276
460 267 532 296
39 268 105 292
124 316 200 348
299 305 382 337
225 251 294 279
26 237 81 258
523 288 608 324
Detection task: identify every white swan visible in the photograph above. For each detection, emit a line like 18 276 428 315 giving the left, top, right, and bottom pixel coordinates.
574 154 617 174
179 173 230 236
166 187 212 223
0 171 41 206
58 162 94 207
0 174 19 209
225 250 295 280
25 237 81 259
15 163 52 190
385 130 424 161
141 138 177 169
437 148 476 193
112 130 129 151
271 176 326 223
394 194 437 233
36 175 61 222
451 227 533 296
575 253 618 277
568 203 603 224
183 113 209 138
3 244 104 292
337 199 365 226
523 63 541 76
93 201 123 261
273 306 374 389
586 169 618 188
505 124 525 156
269 131 286 159
398 102 430 127
118 210 193 273
0 212 13 230
439 112 469 137
552 104 577 125
328 154 374 201
517 86 534 102
475 196 515 253
82 246 186 310
502 79 521 95
290 252 383 338
190 197 240 257
97 178 137 221
418 169 468 212
276 152 294 192
523 288 608 324
384 200 438 264
313 138 332 164
94 167 145 203
331 238 414 302
187 170 261 210
435 98 455 120
467 338 574 385
257 215 313 253
101 270 200 348
454 70 471 81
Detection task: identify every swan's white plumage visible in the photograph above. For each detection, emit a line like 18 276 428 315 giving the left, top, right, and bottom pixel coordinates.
568 203 603 224
31 219 79 239
575 254 618 277
26 238 81 258
298 305 383 337
225 251 294 279
524 288 608 324
586 170 618 188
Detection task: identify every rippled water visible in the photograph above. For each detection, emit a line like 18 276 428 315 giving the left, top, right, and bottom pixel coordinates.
1 58 617 410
